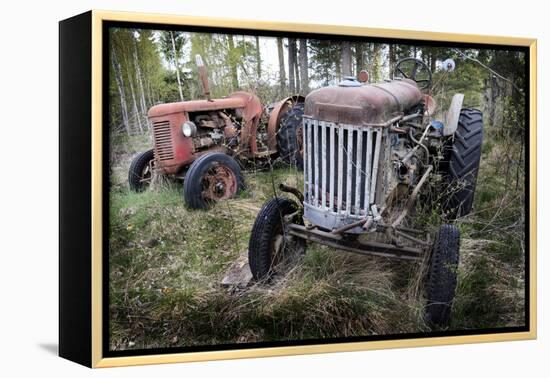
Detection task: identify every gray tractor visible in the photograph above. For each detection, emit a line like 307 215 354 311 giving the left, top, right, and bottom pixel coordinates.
248 58 483 327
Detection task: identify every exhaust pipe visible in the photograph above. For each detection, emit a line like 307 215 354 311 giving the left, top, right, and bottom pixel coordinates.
195 54 212 101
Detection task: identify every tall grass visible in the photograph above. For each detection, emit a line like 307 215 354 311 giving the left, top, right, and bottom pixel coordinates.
109 130 525 350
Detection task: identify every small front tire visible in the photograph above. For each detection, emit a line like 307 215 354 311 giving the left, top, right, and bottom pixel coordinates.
425 224 460 327
248 197 305 281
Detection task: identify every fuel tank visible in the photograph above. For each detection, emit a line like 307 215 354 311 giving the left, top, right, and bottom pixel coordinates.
304 78 423 125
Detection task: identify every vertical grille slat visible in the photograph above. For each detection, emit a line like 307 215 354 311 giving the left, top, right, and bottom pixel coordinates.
355 129 363 214
370 129 382 204
303 120 308 202
345 127 353 213
365 129 372 207
321 122 327 209
329 124 335 211
307 120 313 204
337 127 344 213
313 122 319 205
152 121 174 162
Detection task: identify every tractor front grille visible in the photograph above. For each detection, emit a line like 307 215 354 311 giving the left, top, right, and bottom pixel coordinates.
152 120 175 161
303 118 385 231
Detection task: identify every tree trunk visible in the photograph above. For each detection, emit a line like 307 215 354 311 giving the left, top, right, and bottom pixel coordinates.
341 41 352 77
355 43 364 76
133 38 149 130
288 38 297 93
145 78 153 107
122 50 143 133
294 56 300 93
299 39 309 94
128 75 142 133
255 36 262 79
335 58 341 82
170 31 184 101
389 44 396 72
372 44 382 82
277 38 287 91
111 47 130 136
227 35 239 91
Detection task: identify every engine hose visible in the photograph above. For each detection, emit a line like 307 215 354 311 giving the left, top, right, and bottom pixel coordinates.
408 127 430 165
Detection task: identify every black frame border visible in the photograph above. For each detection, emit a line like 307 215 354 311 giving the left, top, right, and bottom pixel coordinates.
100 19 531 360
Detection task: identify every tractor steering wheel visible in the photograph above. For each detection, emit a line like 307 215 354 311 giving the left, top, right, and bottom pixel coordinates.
393 58 432 90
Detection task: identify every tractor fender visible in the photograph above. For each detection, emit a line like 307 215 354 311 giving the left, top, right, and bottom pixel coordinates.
443 93 464 136
267 95 305 151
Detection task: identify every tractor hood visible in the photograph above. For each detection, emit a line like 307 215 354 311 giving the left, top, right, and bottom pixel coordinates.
148 91 262 119
304 78 422 124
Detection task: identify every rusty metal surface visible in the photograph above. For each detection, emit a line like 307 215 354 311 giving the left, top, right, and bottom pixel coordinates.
201 163 238 201
195 54 211 101
287 223 423 261
229 92 263 156
423 94 437 116
149 93 251 118
148 91 263 173
358 70 369 83
304 79 422 125
266 95 305 152
150 112 194 175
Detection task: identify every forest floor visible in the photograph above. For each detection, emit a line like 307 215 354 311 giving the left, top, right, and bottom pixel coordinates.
108 134 526 351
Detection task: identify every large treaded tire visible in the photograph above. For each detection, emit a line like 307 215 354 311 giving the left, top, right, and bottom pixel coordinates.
277 102 304 169
183 152 244 210
443 108 483 218
425 224 460 327
128 149 154 192
248 197 304 281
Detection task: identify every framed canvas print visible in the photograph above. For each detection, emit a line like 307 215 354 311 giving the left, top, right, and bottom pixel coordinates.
59 10 537 368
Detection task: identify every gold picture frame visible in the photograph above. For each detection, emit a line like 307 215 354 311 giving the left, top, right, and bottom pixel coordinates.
59 9 537 368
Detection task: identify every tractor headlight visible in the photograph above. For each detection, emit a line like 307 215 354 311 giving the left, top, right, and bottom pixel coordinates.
182 121 197 137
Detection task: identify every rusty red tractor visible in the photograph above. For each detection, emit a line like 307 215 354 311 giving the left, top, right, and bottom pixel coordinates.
129 55 305 209
248 58 484 327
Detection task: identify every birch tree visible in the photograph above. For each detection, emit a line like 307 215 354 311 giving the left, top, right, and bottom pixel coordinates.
170 31 185 101
133 34 149 129
111 46 130 135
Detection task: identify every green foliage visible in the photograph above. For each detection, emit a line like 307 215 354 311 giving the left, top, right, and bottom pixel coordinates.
309 40 341 85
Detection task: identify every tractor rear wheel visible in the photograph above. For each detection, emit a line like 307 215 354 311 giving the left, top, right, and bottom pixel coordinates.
248 197 305 281
425 224 460 327
442 108 484 219
277 102 304 169
183 152 244 210
128 149 155 192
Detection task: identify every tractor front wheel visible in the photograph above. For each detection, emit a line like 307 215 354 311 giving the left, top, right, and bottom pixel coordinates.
248 197 305 281
128 149 155 192
183 152 244 210
425 224 460 327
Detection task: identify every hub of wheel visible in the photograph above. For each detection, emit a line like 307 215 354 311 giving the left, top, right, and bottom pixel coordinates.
202 164 238 201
